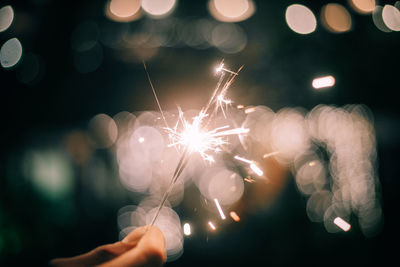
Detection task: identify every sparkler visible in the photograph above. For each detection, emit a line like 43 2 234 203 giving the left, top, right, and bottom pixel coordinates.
146 61 253 226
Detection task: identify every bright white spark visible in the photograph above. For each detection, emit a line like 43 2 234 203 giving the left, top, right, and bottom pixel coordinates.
334 217 351 232
167 108 249 163
208 221 216 230
234 155 264 176
183 223 191 236
214 198 226 220
216 62 239 76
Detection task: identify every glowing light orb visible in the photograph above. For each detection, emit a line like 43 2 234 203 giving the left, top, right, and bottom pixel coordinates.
285 4 317 35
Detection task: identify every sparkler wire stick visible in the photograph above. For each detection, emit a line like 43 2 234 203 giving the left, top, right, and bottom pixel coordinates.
143 60 170 129
149 147 190 226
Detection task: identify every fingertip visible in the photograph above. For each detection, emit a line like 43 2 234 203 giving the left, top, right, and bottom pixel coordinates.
122 226 146 244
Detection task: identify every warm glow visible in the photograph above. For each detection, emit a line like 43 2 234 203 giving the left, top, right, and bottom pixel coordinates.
312 75 335 89
105 0 141 22
285 4 317 34
349 0 375 14
209 0 255 22
214 198 226 220
321 3 352 33
208 221 216 230
141 0 176 18
229 211 241 222
250 163 264 176
334 217 351 232
183 223 191 236
244 107 256 114
237 104 244 109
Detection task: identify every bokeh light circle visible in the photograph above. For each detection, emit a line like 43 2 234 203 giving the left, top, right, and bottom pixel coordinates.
382 4 400 31
141 0 176 18
106 0 142 22
321 3 352 33
0 38 23 68
208 0 255 22
285 4 317 35
0 5 14 32
349 0 375 14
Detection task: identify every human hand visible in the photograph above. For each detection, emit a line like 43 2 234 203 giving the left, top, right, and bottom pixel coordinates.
50 226 166 267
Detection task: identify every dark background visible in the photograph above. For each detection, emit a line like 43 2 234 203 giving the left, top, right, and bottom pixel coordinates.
1 0 399 266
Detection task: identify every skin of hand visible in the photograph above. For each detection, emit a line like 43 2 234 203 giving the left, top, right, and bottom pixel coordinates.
50 226 166 267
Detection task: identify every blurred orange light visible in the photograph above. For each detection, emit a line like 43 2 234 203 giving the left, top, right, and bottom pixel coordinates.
208 221 216 230
321 3 352 33
230 211 241 222
349 0 375 14
105 0 141 22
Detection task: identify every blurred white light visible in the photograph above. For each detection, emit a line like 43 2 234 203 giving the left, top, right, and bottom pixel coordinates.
199 168 244 205
372 6 392 32
312 75 335 89
24 150 74 199
214 198 226 220
250 163 263 176
107 0 141 22
349 0 375 14
211 23 247 54
382 5 400 31
141 0 176 18
0 5 14 32
285 4 317 34
0 38 22 68
88 113 118 148
183 223 191 236
208 0 255 22
321 3 352 33
208 221 216 230
334 217 351 231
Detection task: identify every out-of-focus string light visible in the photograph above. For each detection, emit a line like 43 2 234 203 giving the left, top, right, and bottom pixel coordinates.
214 198 226 220
0 5 14 32
229 211 240 222
312 75 335 89
372 5 392 32
211 23 247 54
141 0 176 18
88 113 118 148
321 3 352 33
106 0 142 22
382 5 400 31
183 223 191 236
208 0 255 22
334 217 351 232
285 4 317 35
208 221 216 230
349 0 375 14
0 37 22 68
